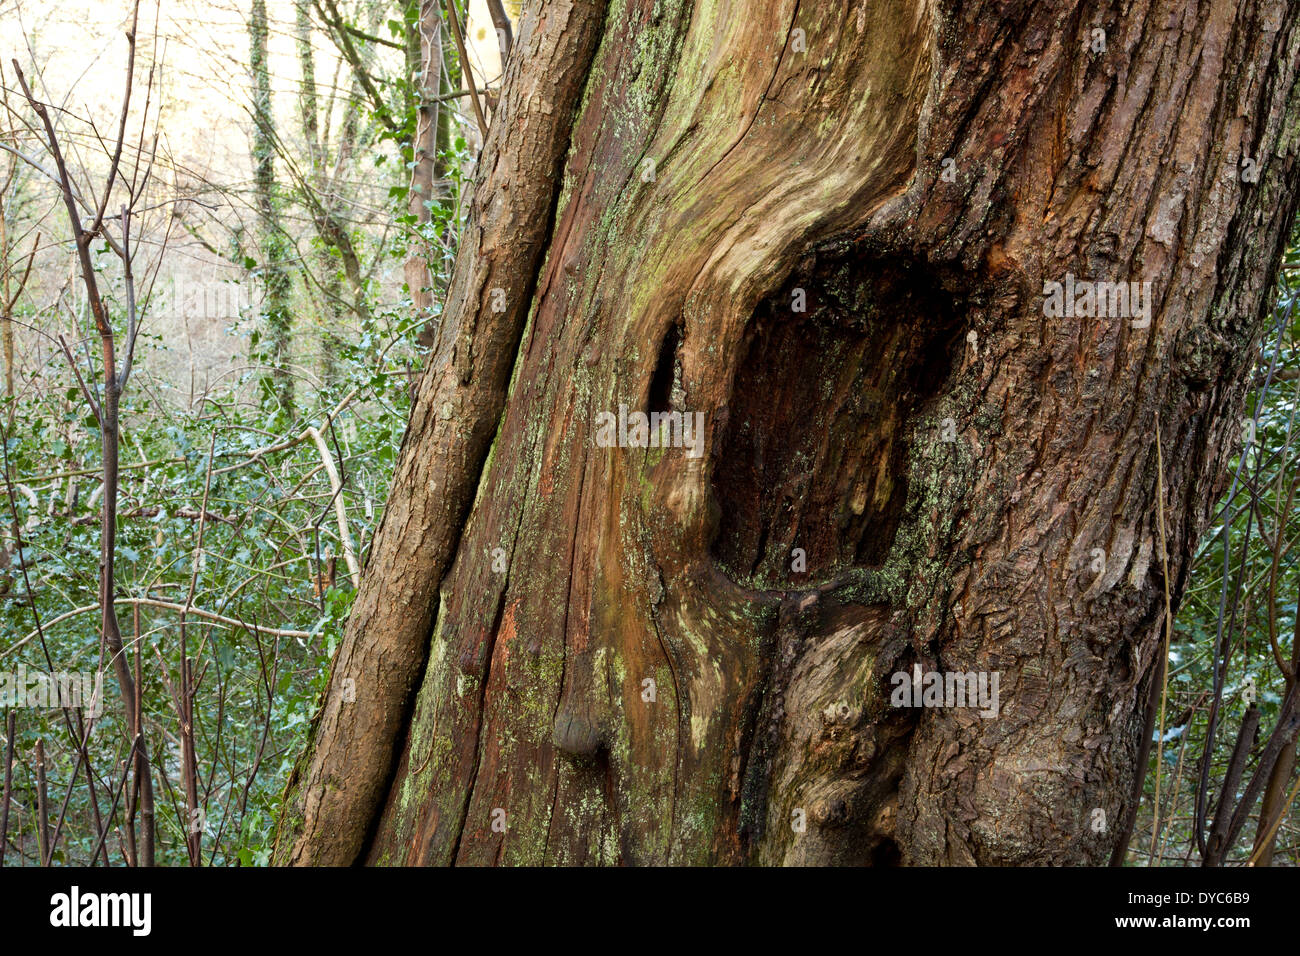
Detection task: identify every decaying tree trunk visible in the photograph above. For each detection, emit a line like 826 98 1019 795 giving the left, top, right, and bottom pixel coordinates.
276 0 1300 865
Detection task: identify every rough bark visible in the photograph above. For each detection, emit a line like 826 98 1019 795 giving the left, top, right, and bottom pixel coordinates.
275 0 609 865
280 0 1300 866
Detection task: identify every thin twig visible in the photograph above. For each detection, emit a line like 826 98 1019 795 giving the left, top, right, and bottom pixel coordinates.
34 738 49 865
1149 421 1175 860
0 711 14 866
7 598 317 654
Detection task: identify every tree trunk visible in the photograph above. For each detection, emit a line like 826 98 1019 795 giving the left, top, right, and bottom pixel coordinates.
1252 682 1297 865
295 0 343 385
407 0 444 343
276 0 1300 866
251 0 294 408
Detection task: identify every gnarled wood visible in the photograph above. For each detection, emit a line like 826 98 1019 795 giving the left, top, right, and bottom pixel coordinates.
288 0 1300 866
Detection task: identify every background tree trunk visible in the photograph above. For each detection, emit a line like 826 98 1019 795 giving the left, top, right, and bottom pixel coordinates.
407 0 444 345
277 0 1300 866
251 0 294 408
295 0 344 385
